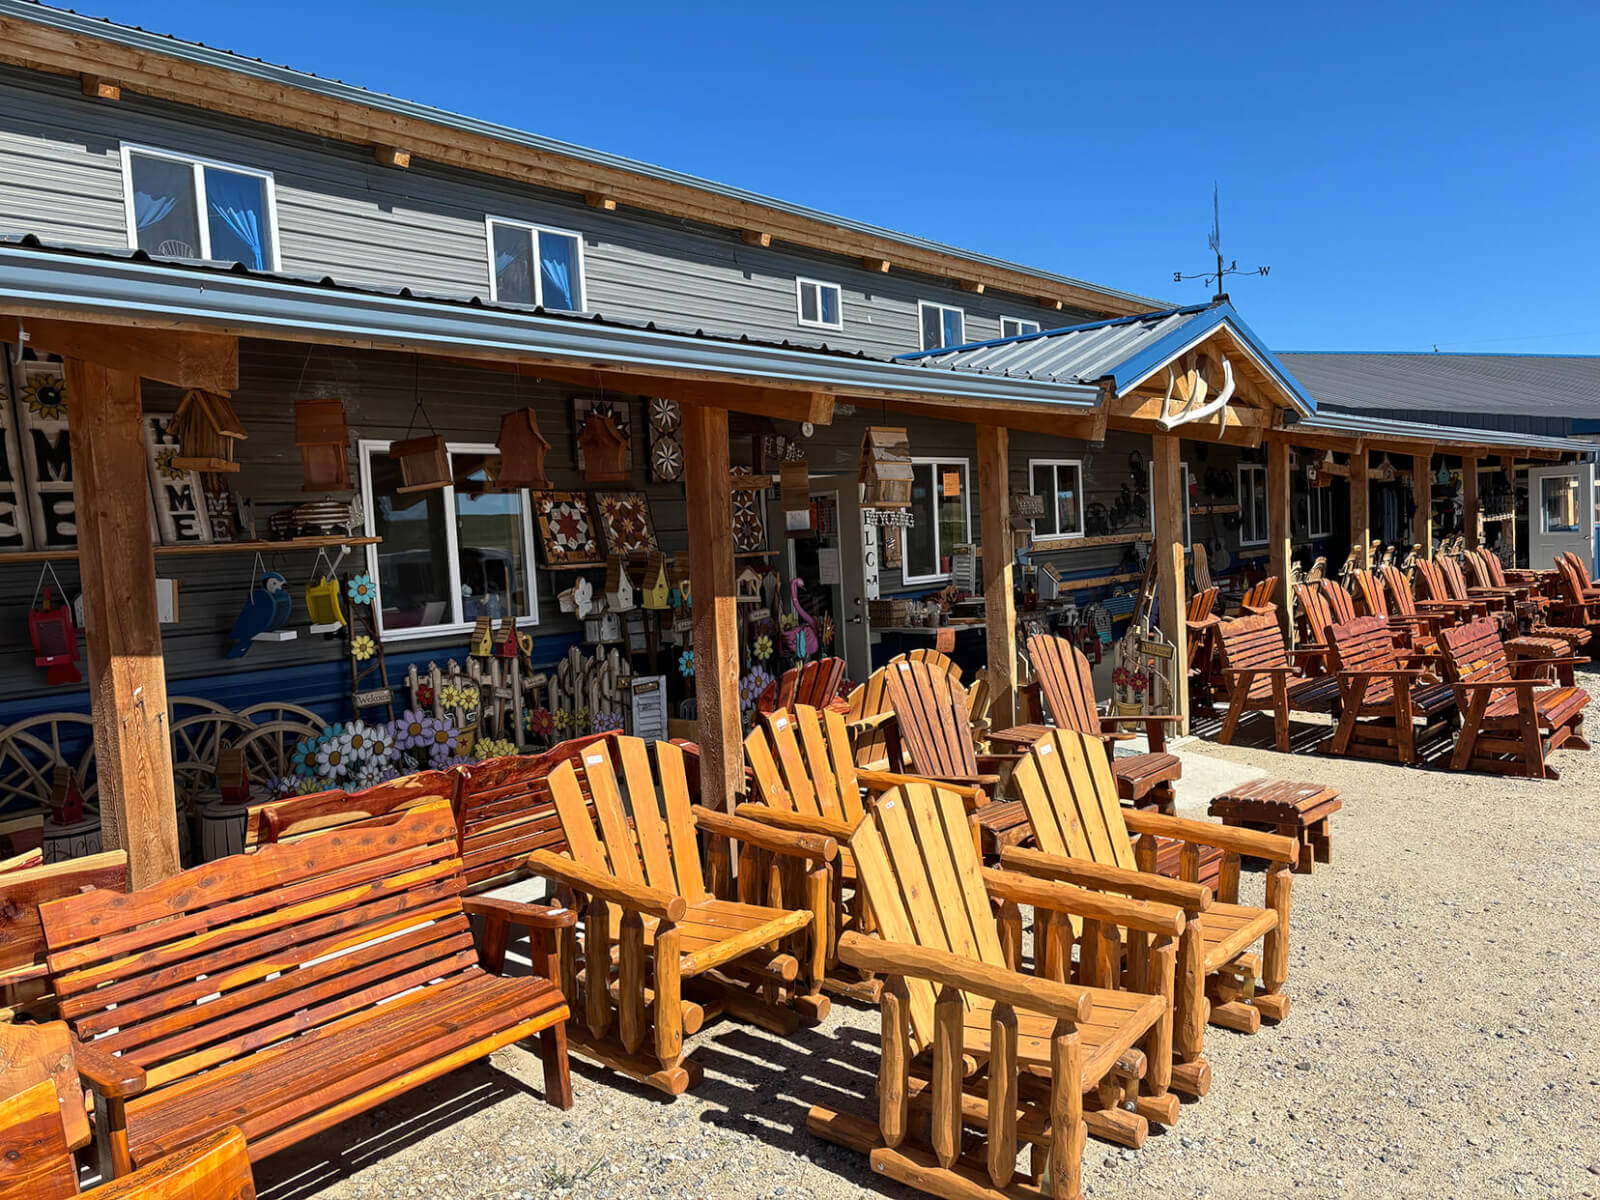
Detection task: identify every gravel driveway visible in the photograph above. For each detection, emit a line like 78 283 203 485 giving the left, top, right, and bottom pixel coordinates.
261 682 1600 1200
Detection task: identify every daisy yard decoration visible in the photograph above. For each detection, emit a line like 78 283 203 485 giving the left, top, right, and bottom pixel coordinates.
347 574 377 606
740 664 774 713
350 634 376 662
426 718 460 763
679 648 695 677
474 736 516 760
592 710 625 734
391 708 433 753
342 719 381 765
753 633 774 662
316 727 356 781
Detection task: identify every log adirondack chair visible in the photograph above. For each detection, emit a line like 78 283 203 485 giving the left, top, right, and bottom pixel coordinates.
39 801 572 1176
1351 568 1442 655
0 852 126 1017
1324 617 1457 763
1003 729 1295 1092
1437 619 1590 778
527 736 833 1095
1213 614 1340 752
1024 634 1182 814
807 780 1183 1200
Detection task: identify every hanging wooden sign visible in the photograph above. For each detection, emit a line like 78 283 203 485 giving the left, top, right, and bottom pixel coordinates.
1011 492 1046 520
15 359 76 550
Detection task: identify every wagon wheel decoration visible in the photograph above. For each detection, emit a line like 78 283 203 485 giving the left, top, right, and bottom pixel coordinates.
168 695 235 724
238 701 324 728
0 713 98 814
233 720 321 783
170 712 255 806
650 436 683 483
732 489 764 552
648 397 681 433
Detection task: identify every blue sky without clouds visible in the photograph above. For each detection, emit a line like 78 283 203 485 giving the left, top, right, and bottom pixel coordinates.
76 1 1600 353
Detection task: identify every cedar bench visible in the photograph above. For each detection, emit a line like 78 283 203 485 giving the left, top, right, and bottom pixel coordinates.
1506 634 1577 686
39 800 572 1177
1208 779 1341 874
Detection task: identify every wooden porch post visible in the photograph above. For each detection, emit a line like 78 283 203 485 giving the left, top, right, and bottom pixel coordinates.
681 402 741 812
1413 449 1433 557
1267 437 1293 643
1350 446 1371 569
975 425 1015 729
63 360 181 887
1503 455 1518 564
1152 435 1188 732
1462 456 1480 549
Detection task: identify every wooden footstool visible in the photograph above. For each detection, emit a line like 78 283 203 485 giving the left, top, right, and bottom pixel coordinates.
1208 779 1340 874
1507 634 1576 686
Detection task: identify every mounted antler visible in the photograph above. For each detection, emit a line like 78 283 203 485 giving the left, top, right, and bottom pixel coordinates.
1157 354 1235 437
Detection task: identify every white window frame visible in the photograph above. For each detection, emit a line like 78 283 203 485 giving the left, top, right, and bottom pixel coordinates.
794 277 844 331
917 300 966 351
1237 463 1269 547
901 457 973 585
483 215 587 310
360 439 542 641
1027 457 1085 540
1148 460 1193 547
1305 484 1334 539
1000 316 1041 339
119 142 282 269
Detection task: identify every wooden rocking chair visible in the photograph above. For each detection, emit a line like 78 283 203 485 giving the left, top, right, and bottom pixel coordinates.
1438 619 1590 778
1213 614 1340 752
1324 617 1457 763
1003 729 1295 1093
807 779 1182 1200
528 737 833 1095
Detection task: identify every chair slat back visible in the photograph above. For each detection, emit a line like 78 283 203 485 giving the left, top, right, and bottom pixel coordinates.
0 851 126 987
888 649 964 684
882 659 979 777
1191 543 1213 593
1294 582 1335 645
1352 569 1389 619
1439 556 1474 602
247 770 455 850
1186 585 1218 623
1241 576 1279 611
779 657 847 710
1438 619 1510 685
1556 556 1587 606
849 781 1005 1049
1380 564 1421 617
744 706 863 826
41 801 466 1094
1025 633 1100 736
845 668 894 770
1320 579 1358 626
1216 612 1293 676
1414 559 1451 603
1326 617 1402 706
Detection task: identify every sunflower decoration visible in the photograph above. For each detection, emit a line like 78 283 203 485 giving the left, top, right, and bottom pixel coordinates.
439 681 477 711
155 447 186 481
21 375 66 422
391 708 433 752
474 736 516 760
347 574 377 606
820 614 836 649
573 707 590 733
552 708 572 734
350 634 376 662
752 633 774 662
679 649 695 677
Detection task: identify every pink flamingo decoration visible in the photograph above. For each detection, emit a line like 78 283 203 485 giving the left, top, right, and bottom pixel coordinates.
783 578 819 661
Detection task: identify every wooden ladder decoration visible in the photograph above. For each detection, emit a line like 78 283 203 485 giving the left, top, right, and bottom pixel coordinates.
347 572 395 723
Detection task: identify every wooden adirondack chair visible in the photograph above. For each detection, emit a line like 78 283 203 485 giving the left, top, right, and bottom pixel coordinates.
1474 546 1547 592
1558 552 1600 603
527 737 833 1095
1213 614 1340 752
777 656 849 711
0 852 126 1017
1003 729 1295 1092
1351 568 1442 655
1024 634 1181 814
1235 575 1278 617
1379 563 1455 633
1414 558 1496 624
1185 585 1221 708
880 658 1010 793
1439 554 1517 630
1437 620 1590 778
1550 557 1600 644
1324 617 1457 763
1291 582 1336 672
807 780 1183 1200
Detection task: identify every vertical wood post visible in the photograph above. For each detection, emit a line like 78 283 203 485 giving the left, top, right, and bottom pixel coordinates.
681 402 741 812
1413 449 1433 557
1152 435 1188 732
1267 437 1293 643
63 360 181 887
1462 456 1480 549
1503 455 1518 565
1350 446 1370 570
975 424 1015 729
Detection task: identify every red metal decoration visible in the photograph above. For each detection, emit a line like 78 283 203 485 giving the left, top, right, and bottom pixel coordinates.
29 585 81 686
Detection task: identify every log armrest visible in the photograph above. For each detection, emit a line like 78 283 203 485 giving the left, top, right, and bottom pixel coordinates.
73 1038 147 1100
462 895 579 929
693 805 837 863
854 767 985 801
981 865 1185 938
835 930 1093 1024
1122 810 1298 866
734 802 857 843
1000 845 1212 913
524 849 687 921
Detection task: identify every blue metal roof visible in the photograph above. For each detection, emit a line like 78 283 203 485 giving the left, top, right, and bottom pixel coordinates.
896 300 1320 416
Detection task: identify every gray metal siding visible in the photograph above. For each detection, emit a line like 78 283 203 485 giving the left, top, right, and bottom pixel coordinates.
0 67 1105 361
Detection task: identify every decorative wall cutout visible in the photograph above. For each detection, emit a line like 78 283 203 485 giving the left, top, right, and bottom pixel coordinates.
648 397 683 483
15 360 76 550
534 490 603 566
596 490 657 554
732 488 765 553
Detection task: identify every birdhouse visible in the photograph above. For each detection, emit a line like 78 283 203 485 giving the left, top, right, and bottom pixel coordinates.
390 434 451 494
577 413 630 483
170 389 246 473
640 551 671 609
294 398 353 492
305 576 345 630
736 566 764 604
216 746 250 804
493 617 521 659
29 586 80 686
496 408 553 490
584 610 624 644
605 556 636 612
469 615 493 657
1038 562 1063 603
48 767 85 826
859 427 914 508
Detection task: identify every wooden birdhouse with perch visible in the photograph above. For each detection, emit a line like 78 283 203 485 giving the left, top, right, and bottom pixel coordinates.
859 427 914 508
577 413 630 483
496 408 553 490
736 566 765 604
294 397 352 492
604 556 636 612
170 389 246 473
493 617 521 659
48 767 85 827
641 551 671 609
216 746 249 803
389 434 451 494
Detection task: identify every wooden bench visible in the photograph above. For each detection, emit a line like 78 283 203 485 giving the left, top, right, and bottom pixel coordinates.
1325 616 1457 764
1213 614 1340 752
1438 619 1590 779
244 770 451 850
1208 780 1341 874
40 800 572 1176
0 852 127 1016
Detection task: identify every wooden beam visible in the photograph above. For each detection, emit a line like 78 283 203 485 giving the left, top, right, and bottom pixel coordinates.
884 400 1099 442
741 231 771 248
861 257 891 274
682 404 741 813
79 73 118 100
63 360 181 888
1350 446 1370 570
960 280 985 294
1462 456 1480 549
1039 297 1065 311
1502 455 1518 564
583 192 617 212
373 144 410 169
976 425 1015 729
1267 437 1293 643
1152 435 1189 733
3 318 236 392
1412 448 1433 558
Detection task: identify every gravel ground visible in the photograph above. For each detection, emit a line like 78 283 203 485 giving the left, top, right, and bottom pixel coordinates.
264 682 1600 1200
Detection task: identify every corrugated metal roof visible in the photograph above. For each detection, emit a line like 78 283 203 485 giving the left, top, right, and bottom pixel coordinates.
1292 409 1594 456
1280 352 1600 420
0 0 1170 314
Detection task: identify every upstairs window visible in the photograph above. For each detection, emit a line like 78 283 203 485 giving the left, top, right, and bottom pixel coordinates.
918 301 965 351
1029 459 1085 540
1000 317 1041 339
795 278 843 330
486 217 585 310
121 145 278 269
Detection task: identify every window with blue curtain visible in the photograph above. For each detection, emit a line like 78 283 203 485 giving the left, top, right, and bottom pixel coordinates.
125 149 275 268
128 153 201 259
537 230 581 310
488 220 584 310
204 166 271 270
919 302 965 351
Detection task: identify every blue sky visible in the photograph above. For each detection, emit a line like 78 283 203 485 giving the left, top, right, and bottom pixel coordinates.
79 0 1600 352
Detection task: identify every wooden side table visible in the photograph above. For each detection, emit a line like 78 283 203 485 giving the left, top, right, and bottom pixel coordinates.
1208 779 1341 874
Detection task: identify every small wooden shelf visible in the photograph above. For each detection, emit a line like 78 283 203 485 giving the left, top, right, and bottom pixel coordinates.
1030 531 1152 553
0 535 380 565
1065 569 1145 590
1191 503 1240 516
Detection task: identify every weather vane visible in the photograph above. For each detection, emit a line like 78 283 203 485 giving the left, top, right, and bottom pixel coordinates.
1174 183 1270 301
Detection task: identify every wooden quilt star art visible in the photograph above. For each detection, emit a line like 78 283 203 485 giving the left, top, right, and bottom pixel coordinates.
596 490 658 554
534 491 604 567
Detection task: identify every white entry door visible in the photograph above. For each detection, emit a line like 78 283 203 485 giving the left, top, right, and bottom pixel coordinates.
1526 462 1597 572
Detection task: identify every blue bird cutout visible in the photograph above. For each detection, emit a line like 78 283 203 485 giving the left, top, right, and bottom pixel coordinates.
226 571 289 659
